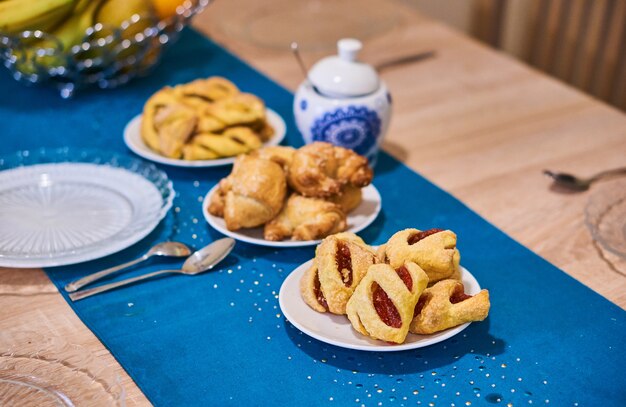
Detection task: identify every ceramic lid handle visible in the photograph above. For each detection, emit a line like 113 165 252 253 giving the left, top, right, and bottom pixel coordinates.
338 38 362 62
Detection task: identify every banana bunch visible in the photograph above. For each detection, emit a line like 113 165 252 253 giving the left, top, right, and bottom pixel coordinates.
0 0 77 34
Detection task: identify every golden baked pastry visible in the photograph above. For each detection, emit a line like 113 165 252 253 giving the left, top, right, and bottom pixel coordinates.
288 142 373 198
346 262 429 343
175 77 239 105
182 127 263 160
410 279 490 334
210 155 287 230
379 228 460 283
301 233 376 314
328 185 363 213
264 194 346 241
250 145 296 169
141 77 273 161
206 93 266 126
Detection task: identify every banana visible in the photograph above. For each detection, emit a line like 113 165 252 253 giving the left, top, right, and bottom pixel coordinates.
0 0 76 34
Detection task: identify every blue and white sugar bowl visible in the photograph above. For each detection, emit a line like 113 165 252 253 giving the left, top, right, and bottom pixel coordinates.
294 38 392 166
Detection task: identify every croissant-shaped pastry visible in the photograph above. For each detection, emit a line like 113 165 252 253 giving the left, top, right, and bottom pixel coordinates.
410 279 490 334
346 262 429 343
327 184 363 213
379 228 461 283
287 142 373 198
209 155 287 230
251 146 296 169
301 233 376 314
264 194 346 241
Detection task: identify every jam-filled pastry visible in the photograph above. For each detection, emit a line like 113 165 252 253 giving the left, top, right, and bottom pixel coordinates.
264 194 346 241
301 233 376 314
209 155 286 230
410 279 490 334
346 262 429 343
379 228 460 283
288 142 373 198
328 185 362 213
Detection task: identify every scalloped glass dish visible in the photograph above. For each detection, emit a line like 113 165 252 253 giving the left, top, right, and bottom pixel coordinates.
585 178 626 258
0 148 174 268
0 331 125 406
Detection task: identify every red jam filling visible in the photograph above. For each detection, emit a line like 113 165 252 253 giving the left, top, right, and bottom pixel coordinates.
395 265 413 290
335 241 353 287
413 294 429 317
450 284 472 304
407 228 444 245
314 271 329 311
373 283 402 328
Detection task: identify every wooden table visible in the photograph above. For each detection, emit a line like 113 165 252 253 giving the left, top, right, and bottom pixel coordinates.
1 4 625 406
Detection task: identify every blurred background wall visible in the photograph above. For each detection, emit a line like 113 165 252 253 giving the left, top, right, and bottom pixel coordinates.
404 0 626 110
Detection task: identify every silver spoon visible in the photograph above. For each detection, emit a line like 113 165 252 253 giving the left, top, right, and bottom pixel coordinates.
65 242 192 293
543 167 626 191
69 238 236 301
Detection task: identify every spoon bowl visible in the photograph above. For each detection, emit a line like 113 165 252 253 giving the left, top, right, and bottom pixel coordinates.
543 167 626 192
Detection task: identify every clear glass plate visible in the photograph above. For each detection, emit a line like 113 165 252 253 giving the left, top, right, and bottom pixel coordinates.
585 178 626 258
0 148 174 268
0 331 125 406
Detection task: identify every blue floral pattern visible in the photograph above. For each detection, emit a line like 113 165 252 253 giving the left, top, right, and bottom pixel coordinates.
310 106 381 156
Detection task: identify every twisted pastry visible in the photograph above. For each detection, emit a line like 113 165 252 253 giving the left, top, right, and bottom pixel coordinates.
264 194 346 241
410 279 490 334
182 127 262 160
378 228 461 283
300 233 376 314
346 262 429 343
287 142 373 198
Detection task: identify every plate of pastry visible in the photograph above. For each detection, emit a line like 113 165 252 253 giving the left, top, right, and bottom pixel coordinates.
124 76 286 167
202 142 382 247
279 230 491 351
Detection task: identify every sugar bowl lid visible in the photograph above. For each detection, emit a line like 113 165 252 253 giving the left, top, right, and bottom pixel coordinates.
308 38 379 98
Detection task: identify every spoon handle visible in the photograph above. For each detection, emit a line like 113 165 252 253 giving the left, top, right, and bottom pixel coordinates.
69 269 180 301
65 254 149 293
590 167 626 182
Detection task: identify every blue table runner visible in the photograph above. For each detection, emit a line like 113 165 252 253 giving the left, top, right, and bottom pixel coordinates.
1 29 624 406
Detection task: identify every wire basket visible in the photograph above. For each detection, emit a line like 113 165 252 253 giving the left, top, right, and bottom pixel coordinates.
0 0 211 98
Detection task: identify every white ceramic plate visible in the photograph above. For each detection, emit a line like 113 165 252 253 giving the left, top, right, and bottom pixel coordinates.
279 261 481 352
123 108 287 167
0 162 173 268
202 184 382 248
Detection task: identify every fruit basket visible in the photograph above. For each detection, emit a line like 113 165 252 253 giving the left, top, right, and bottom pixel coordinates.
0 0 211 97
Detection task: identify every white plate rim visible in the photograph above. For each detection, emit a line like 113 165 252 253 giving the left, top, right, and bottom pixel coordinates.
123 108 287 167
279 259 481 352
202 184 382 248
0 162 173 268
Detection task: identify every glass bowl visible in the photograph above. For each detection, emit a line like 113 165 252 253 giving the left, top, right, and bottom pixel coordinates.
0 0 211 97
585 178 626 258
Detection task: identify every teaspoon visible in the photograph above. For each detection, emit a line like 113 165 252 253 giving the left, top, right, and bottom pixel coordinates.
65 241 192 293
543 167 626 191
69 238 235 301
